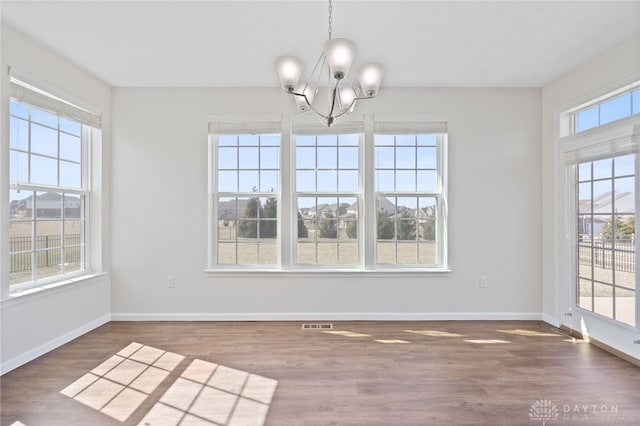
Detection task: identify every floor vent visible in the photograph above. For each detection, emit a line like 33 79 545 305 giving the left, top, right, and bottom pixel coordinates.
301 323 333 330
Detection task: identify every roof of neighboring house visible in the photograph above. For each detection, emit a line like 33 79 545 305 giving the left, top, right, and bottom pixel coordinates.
579 191 635 215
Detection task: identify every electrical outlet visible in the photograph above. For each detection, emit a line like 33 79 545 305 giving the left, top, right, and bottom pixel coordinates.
479 275 488 288
167 275 175 288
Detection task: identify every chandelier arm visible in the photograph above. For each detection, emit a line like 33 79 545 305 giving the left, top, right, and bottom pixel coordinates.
290 91 330 119
326 78 342 121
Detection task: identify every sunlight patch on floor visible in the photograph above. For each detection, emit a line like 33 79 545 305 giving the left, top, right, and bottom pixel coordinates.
496 329 562 337
139 358 277 426
405 330 466 337
464 339 511 344
374 339 411 344
61 342 184 422
323 330 372 337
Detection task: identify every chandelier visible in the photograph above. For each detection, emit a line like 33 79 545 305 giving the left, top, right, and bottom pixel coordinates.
275 0 384 127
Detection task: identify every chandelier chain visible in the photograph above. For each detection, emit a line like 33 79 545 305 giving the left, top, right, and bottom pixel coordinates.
328 0 333 40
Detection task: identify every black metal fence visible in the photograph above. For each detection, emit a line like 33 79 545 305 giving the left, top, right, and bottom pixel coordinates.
10 234 82 273
578 239 635 273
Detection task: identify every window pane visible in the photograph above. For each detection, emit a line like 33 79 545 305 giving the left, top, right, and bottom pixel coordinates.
31 107 58 128
238 171 259 192
576 106 599 132
218 135 237 146
239 134 259 146
10 100 29 119
260 147 279 169
417 170 438 192
10 150 29 183
218 171 238 192
59 133 81 162
338 134 358 146
317 171 337 192
297 242 315 264
317 135 337 146
60 117 81 136
60 161 81 188
31 156 58 186
296 171 315 192
218 147 237 169
296 147 315 169
10 189 33 219
35 192 62 219
375 170 394 192
338 170 358 192
396 134 415 145
614 154 634 177
36 220 62 248
593 158 612 179
600 93 631 125
377 241 395 264
296 135 315 146
338 147 358 169
238 147 259 169
317 243 338 263
218 243 236 264
10 117 29 151
578 162 591 181
578 279 593 310
36 249 62 280
375 147 394 169
615 287 635 327
417 147 437 169
395 147 415 169
64 245 84 274
261 134 280 146
260 171 279 192
317 147 337 169
237 243 258 264
396 170 416 191
633 90 640 114
31 123 58 157
593 283 613 318
64 194 83 219
417 134 437 146
259 243 277 264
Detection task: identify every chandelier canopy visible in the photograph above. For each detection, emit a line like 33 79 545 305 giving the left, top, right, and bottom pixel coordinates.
275 0 384 127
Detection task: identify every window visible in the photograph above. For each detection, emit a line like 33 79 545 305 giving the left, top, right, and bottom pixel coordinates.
575 155 636 327
211 122 281 266
8 77 100 290
374 132 442 266
208 117 448 271
296 133 360 266
574 86 640 133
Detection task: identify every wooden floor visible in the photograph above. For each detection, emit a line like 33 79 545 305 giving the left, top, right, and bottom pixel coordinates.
1 320 639 426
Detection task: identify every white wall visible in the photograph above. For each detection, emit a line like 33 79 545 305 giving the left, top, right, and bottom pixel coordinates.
0 24 112 373
111 87 542 319
542 33 640 358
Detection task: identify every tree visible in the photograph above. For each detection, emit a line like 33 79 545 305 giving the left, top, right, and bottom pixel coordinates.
396 210 415 240
346 219 358 239
238 197 260 238
260 197 278 238
318 212 338 238
377 210 394 240
297 212 309 238
420 217 436 241
602 215 635 240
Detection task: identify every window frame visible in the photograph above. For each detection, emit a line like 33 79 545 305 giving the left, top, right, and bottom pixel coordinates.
207 114 450 273
2 75 103 298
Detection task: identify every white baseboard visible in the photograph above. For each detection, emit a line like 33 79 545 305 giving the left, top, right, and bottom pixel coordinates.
0 313 111 375
542 313 560 327
111 312 544 322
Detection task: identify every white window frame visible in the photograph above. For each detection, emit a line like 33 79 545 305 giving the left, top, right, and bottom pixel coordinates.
207 114 450 274
560 96 640 331
5 76 103 296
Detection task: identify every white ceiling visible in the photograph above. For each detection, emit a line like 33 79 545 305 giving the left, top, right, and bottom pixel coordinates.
1 0 639 88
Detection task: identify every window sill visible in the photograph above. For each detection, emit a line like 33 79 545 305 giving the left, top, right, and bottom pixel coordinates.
2 272 108 307
204 267 452 278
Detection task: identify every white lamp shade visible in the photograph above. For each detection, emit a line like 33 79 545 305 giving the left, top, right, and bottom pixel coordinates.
294 82 317 111
275 56 304 91
357 63 384 97
324 38 358 79
338 86 357 113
